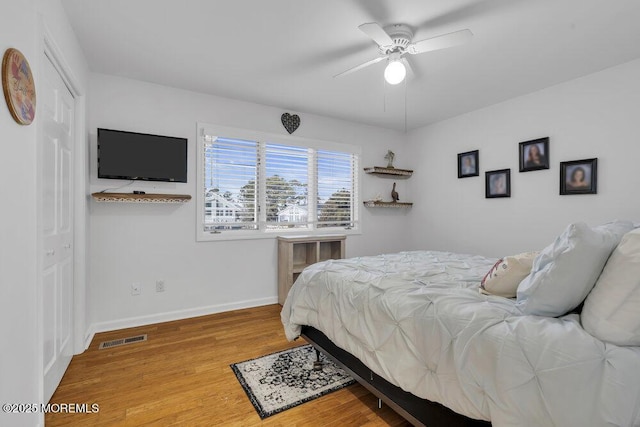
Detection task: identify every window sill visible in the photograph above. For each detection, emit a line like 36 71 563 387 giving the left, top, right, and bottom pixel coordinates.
196 227 361 242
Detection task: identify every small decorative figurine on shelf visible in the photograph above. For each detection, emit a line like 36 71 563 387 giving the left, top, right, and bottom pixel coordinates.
391 182 399 202
385 150 395 168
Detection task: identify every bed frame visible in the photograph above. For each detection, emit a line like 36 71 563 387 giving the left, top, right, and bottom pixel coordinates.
301 325 491 427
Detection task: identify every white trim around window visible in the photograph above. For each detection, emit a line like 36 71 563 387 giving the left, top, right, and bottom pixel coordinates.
196 122 362 242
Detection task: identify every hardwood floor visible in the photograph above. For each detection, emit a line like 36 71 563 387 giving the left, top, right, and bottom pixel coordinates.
46 304 410 426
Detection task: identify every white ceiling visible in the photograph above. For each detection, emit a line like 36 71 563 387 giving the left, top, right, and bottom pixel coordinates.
61 0 640 131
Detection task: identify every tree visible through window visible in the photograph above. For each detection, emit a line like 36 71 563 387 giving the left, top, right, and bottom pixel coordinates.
318 189 352 227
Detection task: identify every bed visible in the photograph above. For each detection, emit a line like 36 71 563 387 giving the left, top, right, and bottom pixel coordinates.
281 223 640 426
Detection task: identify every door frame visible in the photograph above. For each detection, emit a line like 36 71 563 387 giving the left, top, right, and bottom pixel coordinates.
36 21 88 405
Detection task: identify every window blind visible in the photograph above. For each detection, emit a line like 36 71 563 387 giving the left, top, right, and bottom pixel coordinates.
317 150 357 228
202 135 258 231
264 143 310 229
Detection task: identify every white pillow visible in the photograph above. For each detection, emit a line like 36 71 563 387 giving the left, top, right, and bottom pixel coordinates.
480 252 538 298
516 221 633 317
582 228 640 345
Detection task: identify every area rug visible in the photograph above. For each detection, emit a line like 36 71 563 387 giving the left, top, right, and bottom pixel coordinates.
230 344 355 419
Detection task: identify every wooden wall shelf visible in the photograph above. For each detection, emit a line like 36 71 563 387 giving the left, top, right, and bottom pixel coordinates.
364 166 413 178
363 201 413 208
91 193 192 203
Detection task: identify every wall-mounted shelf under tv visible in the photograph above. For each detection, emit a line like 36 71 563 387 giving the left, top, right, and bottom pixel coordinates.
91 193 192 203
363 166 413 177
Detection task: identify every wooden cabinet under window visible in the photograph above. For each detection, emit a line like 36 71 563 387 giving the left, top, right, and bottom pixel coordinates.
277 235 346 305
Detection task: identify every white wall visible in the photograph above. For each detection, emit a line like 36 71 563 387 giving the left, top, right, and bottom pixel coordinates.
0 4 39 426
406 58 640 258
88 73 410 332
0 1 88 426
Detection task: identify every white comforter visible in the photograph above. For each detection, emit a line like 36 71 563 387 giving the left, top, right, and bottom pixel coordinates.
281 251 640 426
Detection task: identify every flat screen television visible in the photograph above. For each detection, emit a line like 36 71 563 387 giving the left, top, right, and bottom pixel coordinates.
97 128 187 182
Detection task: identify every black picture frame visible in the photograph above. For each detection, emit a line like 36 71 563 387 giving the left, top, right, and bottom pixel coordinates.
458 150 479 178
519 137 549 172
560 158 597 195
485 169 511 198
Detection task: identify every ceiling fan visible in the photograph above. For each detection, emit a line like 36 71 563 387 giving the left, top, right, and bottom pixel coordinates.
334 23 473 85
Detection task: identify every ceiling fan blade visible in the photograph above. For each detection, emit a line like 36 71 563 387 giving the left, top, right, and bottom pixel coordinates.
407 29 473 55
352 0 391 24
333 56 386 78
417 0 525 31
358 22 394 49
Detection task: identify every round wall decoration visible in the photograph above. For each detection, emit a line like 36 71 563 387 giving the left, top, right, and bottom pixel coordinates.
2 48 36 125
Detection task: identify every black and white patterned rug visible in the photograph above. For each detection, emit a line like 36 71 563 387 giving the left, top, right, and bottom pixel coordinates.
230 345 355 419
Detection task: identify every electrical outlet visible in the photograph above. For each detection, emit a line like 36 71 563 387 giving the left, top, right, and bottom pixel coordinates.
156 280 165 293
131 283 141 296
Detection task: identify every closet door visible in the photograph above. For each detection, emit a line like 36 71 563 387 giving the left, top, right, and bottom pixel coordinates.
40 53 75 403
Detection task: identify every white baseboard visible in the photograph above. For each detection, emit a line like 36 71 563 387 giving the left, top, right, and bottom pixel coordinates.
88 296 279 336
84 329 95 350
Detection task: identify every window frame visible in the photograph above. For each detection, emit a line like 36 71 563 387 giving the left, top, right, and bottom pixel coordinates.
196 123 361 242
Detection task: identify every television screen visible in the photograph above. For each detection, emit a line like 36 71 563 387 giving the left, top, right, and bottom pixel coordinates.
98 128 187 182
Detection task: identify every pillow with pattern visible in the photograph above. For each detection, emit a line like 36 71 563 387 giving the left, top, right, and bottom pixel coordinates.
480 252 539 298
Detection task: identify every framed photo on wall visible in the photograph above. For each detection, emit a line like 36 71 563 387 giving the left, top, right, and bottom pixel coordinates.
560 158 597 195
519 137 549 172
458 150 479 178
485 169 511 198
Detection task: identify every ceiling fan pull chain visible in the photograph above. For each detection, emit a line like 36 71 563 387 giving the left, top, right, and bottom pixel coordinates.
404 77 407 133
383 77 387 112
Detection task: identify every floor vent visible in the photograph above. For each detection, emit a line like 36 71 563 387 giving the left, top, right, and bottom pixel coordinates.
99 334 147 349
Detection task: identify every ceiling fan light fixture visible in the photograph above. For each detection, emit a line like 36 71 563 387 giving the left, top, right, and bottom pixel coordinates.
384 59 406 85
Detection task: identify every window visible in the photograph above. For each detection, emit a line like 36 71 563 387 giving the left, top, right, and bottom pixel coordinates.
317 150 356 228
197 124 359 240
202 136 257 231
265 143 309 230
